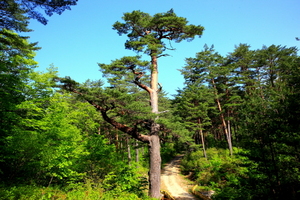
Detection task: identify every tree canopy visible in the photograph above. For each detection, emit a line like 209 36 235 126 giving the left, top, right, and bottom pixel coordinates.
113 9 204 56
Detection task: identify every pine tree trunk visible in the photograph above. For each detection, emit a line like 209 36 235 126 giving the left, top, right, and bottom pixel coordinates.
115 132 119 151
148 53 161 199
211 78 233 156
198 118 207 158
200 129 207 158
135 141 139 164
148 126 161 199
227 119 233 156
127 137 132 166
150 54 159 114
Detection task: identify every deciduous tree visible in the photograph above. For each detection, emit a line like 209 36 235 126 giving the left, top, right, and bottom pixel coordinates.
0 30 38 172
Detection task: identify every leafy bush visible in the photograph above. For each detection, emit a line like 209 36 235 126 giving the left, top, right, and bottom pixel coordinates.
181 147 253 199
0 179 152 200
102 165 148 197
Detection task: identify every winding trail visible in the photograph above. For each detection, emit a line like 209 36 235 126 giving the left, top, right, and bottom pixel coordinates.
161 155 198 200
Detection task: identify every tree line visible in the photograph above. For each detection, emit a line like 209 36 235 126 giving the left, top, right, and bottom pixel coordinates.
175 44 300 199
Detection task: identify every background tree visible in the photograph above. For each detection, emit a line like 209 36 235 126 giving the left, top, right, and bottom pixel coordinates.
177 44 300 199
1 64 150 199
1 0 78 32
180 45 238 155
0 30 38 173
173 84 215 158
235 45 300 199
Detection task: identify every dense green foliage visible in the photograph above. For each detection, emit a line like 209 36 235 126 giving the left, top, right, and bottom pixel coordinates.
0 65 154 199
181 148 251 199
175 44 300 199
1 3 299 199
0 31 155 199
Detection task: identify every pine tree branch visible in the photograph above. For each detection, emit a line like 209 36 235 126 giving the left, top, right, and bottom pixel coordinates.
100 109 151 143
69 87 151 143
128 65 153 94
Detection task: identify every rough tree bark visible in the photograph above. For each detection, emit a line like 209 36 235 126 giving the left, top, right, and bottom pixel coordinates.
148 126 161 198
147 51 162 198
130 49 162 198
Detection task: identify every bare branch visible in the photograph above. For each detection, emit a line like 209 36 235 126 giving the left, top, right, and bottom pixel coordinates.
157 83 162 92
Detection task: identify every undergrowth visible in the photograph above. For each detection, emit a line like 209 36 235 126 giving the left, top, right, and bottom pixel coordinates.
181 147 254 199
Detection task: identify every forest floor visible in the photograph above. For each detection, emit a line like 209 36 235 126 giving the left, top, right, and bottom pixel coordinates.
161 155 198 200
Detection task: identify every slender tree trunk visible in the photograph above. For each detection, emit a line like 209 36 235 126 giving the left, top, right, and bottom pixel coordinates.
198 118 207 158
127 137 132 166
211 78 233 156
135 141 139 164
225 89 234 156
115 132 119 151
200 128 207 158
150 54 159 114
227 119 233 156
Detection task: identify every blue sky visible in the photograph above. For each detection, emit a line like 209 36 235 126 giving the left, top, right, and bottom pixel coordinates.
27 0 300 97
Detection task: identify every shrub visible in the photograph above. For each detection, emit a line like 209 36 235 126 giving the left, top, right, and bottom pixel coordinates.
181 147 253 199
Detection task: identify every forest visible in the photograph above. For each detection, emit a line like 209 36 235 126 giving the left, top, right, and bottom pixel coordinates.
1 1 300 200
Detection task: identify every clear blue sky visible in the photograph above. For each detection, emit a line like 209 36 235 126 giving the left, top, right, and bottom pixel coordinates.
27 0 300 97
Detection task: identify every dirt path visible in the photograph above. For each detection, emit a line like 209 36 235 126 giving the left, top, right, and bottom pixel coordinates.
161 155 198 200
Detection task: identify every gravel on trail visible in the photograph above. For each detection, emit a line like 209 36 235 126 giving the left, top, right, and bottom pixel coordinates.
161 155 198 200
